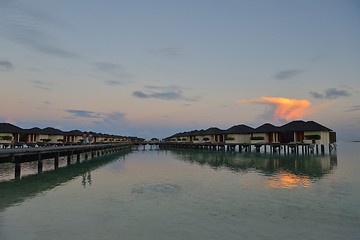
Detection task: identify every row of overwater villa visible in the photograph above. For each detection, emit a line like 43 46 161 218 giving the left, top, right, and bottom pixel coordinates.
163 120 337 154
0 123 143 148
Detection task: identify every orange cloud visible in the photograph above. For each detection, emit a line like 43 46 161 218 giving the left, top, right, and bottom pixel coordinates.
239 96 333 121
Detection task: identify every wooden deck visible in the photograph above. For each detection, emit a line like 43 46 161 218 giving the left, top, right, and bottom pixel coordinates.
0 143 133 179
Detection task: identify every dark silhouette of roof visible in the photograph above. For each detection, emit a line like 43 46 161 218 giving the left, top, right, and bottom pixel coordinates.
65 130 84 136
0 123 24 133
24 127 42 134
280 120 332 132
225 124 254 134
40 127 64 135
253 123 280 133
203 127 225 135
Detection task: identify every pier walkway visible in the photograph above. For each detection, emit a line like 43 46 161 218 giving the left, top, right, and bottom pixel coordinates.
0 143 133 179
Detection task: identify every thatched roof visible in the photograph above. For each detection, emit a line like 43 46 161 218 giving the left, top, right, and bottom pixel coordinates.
203 127 225 135
40 127 64 135
253 123 279 133
225 124 254 134
0 123 24 133
280 120 332 132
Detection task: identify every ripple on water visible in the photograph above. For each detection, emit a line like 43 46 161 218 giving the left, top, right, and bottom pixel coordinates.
131 182 182 198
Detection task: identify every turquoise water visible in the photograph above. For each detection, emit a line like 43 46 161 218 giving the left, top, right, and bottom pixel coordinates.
0 142 359 240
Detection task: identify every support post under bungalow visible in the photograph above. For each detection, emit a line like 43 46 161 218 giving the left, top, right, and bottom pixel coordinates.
76 153 80 163
54 153 59 169
15 162 21 180
67 154 71 166
38 153 43 173
12 154 21 179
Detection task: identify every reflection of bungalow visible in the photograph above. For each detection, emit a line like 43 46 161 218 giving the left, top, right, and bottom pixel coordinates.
224 124 254 144
203 127 225 143
251 123 280 144
279 120 335 145
0 123 23 143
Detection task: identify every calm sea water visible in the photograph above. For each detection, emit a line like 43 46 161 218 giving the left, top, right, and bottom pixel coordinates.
0 142 359 240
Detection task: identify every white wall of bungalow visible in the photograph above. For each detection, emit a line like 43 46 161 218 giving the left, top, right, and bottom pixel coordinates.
302 131 330 145
64 135 83 143
250 133 280 144
191 135 202 143
47 134 64 144
225 133 251 144
202 134 216 143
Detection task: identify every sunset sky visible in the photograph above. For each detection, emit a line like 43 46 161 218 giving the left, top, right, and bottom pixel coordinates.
1 0 359 140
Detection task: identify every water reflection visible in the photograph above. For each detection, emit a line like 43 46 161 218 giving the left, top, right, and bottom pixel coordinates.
171 149 337 188
0 150 131 211
82 171 92 187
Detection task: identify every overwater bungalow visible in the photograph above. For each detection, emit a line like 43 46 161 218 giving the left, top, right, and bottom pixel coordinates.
64 130 84 143
190 130 205 143
22 127 42 143
0 123 23 144
251 123 280 144
278 120 335 145
224 124 254 144
39 127 65 144
202 127 225 143
0 122 133 147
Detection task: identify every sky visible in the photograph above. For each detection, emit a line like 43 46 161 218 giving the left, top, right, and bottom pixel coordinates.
0 0 359 140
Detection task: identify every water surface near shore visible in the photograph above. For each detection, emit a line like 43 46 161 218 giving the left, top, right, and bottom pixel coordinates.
0 142 359 240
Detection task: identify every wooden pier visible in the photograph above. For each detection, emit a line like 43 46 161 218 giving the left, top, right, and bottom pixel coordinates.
0 143 133 179
158 142 334 155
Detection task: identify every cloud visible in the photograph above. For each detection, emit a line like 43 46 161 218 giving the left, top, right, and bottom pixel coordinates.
239 96 332 122
91 111 128 133
92 62 135 85
105 80 125 86
65 110 102 118
93 62 122 72
30 80 54 91
0 1 77 58
274 69 305 81
102 112 126 123
347 105 360 112
65 110 126 124
0 60 14 71
309 88 351 99
145 47 182 57
132 85 199 102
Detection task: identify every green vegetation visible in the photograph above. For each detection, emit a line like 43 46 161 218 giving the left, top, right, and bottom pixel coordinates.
250 136 265 140
305 134 321 140
0 136 12 141
193 137 199 141
225 136 235 140
40 139 51 143
203 137 210 142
